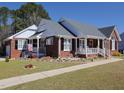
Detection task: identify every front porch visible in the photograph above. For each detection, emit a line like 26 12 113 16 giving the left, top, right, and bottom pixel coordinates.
27 36 111 58
76 38 106 58
57 36 110 58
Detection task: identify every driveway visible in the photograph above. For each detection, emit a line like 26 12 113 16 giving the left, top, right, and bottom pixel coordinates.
0 58 122 89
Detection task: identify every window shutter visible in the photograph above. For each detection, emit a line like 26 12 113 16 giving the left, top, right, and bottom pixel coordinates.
61 38 64 51
77 39 79 48
15 40 18 49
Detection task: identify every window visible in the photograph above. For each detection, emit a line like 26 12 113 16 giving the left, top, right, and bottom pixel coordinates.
79 39 85 48
64 39 72 51
33 39 37 47
112 39 115 50
16 40 27 50
88 39 93 48
15 40 18 49
46 37 53 45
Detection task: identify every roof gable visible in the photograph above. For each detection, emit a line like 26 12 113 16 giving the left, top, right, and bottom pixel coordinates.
99 25 121 41
59 18 106 39
5 25 37 40
37 19 75 38
99 25 115 38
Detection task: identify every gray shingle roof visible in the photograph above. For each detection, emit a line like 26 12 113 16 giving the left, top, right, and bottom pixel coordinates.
59 18 106 38
37 19 74 38
99 25 115 38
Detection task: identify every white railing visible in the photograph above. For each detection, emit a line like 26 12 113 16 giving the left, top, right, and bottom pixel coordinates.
99 48 104 56
87 48 98 54
33 47 37 52
105 48 110 57
77 48 86 54
77 48 98 54
77 48 105 57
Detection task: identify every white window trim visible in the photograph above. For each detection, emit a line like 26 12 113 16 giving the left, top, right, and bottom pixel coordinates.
112 39 115 50
79 39 85 49
64 39 72 51
17 39 27 50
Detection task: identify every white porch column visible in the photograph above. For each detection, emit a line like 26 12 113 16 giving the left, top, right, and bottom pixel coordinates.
97 39 100 54
85 38 87 57
58 37 61 56
37 38 39 58
102 39 105 58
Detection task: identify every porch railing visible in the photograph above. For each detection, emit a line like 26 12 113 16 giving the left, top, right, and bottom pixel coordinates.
33 47 37 52
105 48 110 57
87 48 98 54
77 48 98 54
99 48 105 56
77 48 105 56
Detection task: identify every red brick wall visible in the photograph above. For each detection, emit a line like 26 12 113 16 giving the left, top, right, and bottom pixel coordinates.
60 51 73 57
10 39 21 58
46 37 59 57
87 54 98 58
77 54 97 58
46 37 74 58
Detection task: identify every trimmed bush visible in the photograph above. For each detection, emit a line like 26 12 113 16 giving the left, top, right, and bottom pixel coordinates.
112 51 121 56
5 56 9 62
25 64 33 68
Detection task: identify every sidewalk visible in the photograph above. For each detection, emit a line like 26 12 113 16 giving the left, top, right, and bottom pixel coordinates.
0 58 122 89
0 58 5 61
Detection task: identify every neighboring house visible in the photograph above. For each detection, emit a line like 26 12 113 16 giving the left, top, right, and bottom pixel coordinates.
4 18 121 58
119 32 124 54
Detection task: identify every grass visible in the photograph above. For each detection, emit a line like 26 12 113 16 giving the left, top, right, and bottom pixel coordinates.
0 59 82 80
5 60 124 90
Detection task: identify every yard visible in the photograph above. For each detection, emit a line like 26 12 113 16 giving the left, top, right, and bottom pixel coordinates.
0 58 83 80
5 60 124 90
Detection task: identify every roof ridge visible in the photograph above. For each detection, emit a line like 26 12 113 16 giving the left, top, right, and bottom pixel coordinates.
99 25 115 29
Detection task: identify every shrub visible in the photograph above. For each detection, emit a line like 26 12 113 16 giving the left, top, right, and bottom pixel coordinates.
112 51 121 56
5 56 9 62
25 64 33 68
91 58 94 62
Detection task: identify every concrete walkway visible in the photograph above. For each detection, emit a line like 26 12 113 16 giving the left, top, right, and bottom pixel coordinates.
0 58 122 89
0 58 5 61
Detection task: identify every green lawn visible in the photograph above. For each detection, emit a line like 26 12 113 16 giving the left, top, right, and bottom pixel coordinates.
5 60 124 90
0 59 82 80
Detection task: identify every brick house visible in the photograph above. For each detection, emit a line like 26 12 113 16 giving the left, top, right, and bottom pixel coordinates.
4 18 121 58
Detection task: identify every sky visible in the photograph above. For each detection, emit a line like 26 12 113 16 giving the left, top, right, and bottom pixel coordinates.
0 2 124 34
